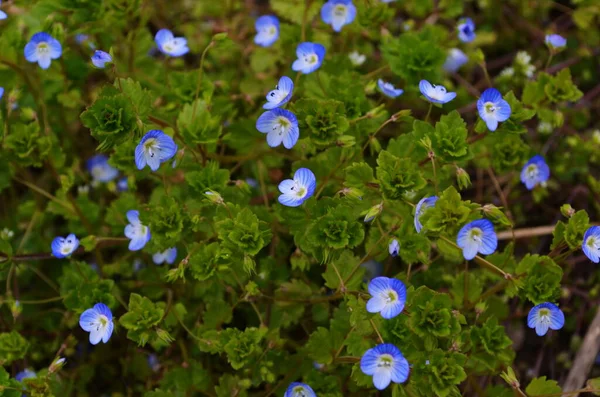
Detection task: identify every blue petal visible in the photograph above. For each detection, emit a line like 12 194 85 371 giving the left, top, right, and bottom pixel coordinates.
29 32 53 45
366 296 386 313
155 132 178 162
391 355 410 383
278 193 304 207
48 38 62 59
0 10 6 20
368 276 390 296
294 168 316 191
129 235 149 251
389 278 407 306
166 247 178 264
256 110 279 134
126 210 140 224
583 226 600 263
255 15 279 30
373 369 392 390
549 305 565 330
321 2 334 24
419 80 434 98
154 29 174 47
278 179 295 194
282 123 299 149
485 117 499 132
284 383 316 397
135 143 147 170
51 237 65 258
103 320 114 343
381 300 404 319
535 321 549 336
79 308 99 332
360 348 379 375
480 88 502 103
527 304 540 328
495 99 512 122
94 303 112 320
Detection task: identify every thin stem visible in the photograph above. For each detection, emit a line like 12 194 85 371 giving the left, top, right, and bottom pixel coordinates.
369 318 384 344
17 296 63 305
192 41 215 122
545 52 554 71
439 236 510 279
425 102 433 123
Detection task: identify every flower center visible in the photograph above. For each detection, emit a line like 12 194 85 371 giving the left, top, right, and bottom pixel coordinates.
144 138 158 157
268 26 276 36
304 54 317 65
587 236 600 251
386 290 398 303
276 117 290 134
99 315 108 327
37 42 50 54
292 386 308 397
526 164 539 180
484 102 496 114
468 227 483 244
377 354 394 368
334 5 346 16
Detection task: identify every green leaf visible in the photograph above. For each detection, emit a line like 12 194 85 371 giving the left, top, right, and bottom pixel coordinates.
120 293 165 347
376 150 426 200
0 331 29 365
525 377 562 396
220 327 267 370
177 100 222 145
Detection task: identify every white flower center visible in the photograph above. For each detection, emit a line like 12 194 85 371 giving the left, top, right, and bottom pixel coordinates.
144 138 159 158
587 236 600 252
384 289 398 304
334 4 347 16
526 164 539 181
376 354 394 369
430 85 447 100
37 42 50 55
273 116 290 135
290 181 307 198
303 54 318 65
484 102 496 114
468 227 483 245
292 386 309 397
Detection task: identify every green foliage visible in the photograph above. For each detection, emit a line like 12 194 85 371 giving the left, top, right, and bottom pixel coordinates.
411 350 467 397
294 99 350 147
119 293 166 346
466 318 515 372
420 186 474 235
0 331 29 365
141 195 187 251
59 262 116 312
525 377 562 396
517 255 563 304
377 150 426 200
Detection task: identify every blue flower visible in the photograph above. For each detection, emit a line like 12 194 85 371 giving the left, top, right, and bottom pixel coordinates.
520 155 550 190
51 234 79 258
457 219 497 260
389 239 399 257
292 42 326 74
87 154 119 183
135 130 178 171
254 15 280 47
414 196 438 233
0 8 6 20
378 79 403 98
457 17 475 43
284 382 316 397
79 303 114 345
360 343 409 390
124 210 151 251
15 369 36 382
477 88 511 132
366 276 406 319
91 50 112 68
263 76 294 110
443 48 468 72
527 302 565 336
545 34 566 50
148 354 160 372
24 32 62 70
117 177 128 192
278 168 316 207
153 247 177 265
321 0 356 32
0 87 4 100
256 108 300 149
155 29 189 57
583 226 600 263
419 80 457 104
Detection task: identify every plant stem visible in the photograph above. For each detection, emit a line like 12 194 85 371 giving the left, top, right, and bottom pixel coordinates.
192 41 215 122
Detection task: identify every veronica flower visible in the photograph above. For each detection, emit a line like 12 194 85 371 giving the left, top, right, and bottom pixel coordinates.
366 277 406 319
278 168 316 207
321 0 356 32
583 226 600 263
15 369 36 382
443 48 468 72
263 76 293 110
0 2 6 20
254 15 280 47
414 196 438 233
378 79 403 98
389 239 400 257
124 210 151 251
545 34 566 50
457 17 475 43
87 154 119 183
91 50 112 68
79 303 114 345
419 80 457 104
24 32 62 70
284 382 316 397
360 343 409 390
155 29 189 57
135 130 178 171
152 247 177 265
256 108 300 149
0 87 4 100
51 234 79 258
520 155 550 190
292 42 326 74
477 88 511 132
117 177 128 192
349 51 366 66
457 219 497 260
527 302 565 336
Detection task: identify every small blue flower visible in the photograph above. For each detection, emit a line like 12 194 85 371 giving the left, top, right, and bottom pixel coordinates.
321 0 356 32
366 276 406 319
443 48 468 72
24 32 62 70
457 219 497 260
583 226 600 263
256 108 300 149
414 196 438 233
148 354 161 372
378 79 403 98
124 210 151 251
155 29 189 57
254 15 280 47
15 369 36 382
51 234 79 258
527 302 565 336
135 130 178 171
477 88 511 132
87 155 119 183
292 42 326 74
520 155 550 190
284 382 316 397
263 76 294 110
278 168 316 207
457 17 476 43
0 87 4 100
389 239 399 257
419 80 457 104
360 343 409 390
75 34 95 49
0 8 6 20
152 247 177 265
91 50 112 68
79 303 114 345
117 177 128 192
545 34 566 50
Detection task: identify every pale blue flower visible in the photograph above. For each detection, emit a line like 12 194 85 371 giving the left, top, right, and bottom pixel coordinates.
79 303 114 345
389 239 399 257
360 343 409 390
263 76 294 110
457 219 497 260
24 32 62 70
254 15 279 47
292 42 326 74
419 80 456 104
378 79 403 98
0 2 6 21
477 88 511 132
278 168 316 207
135 130 178 171
256 108 300 149
443 48 468 72
124 210 151 251
545 34 566 49
457 17 475 43
366 277 406 319
117 177 128 192
91 50 112 68
414 196 438 233
15 369 36 382
152 247 177 265
87 155 118 183
284 382 316 397
155 29 189 57
51 234 79 258
527 302 565 336
0 87 4 100
583 226 600 263
321 0 356 32
520 155 550 190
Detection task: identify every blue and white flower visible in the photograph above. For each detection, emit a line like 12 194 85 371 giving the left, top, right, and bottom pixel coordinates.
153 247 177 265
135 130 178 171
256 108 300 149
24 32 62 70
254 15 279 47
349 51 366 66
263 76 294 110
284 382 316 397
414 196 438 233
527 302 565 336
477 88 511 132
443 48 468 73
15 369 36 382
389 239 400 257
124 210 151 251
79 303 114 345
360 343 409 390
87 154 119 183
419 80 457 104
366 276 406 319
278 168 316 207
155 29 189 57
292 42 326 74
520 155 550 190
457 17 476 43
378 79 403 98
321 0 356 32
0 1 6 20
457 219 497 260
545 34 566 50
117 177 128 192
583 226 600 263
91 50 112 68
51 234 79 258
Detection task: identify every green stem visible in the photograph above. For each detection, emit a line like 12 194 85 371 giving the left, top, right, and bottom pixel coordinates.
425 102 433 123
192 41 215 122
17 296 63 305
439 236 510 278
